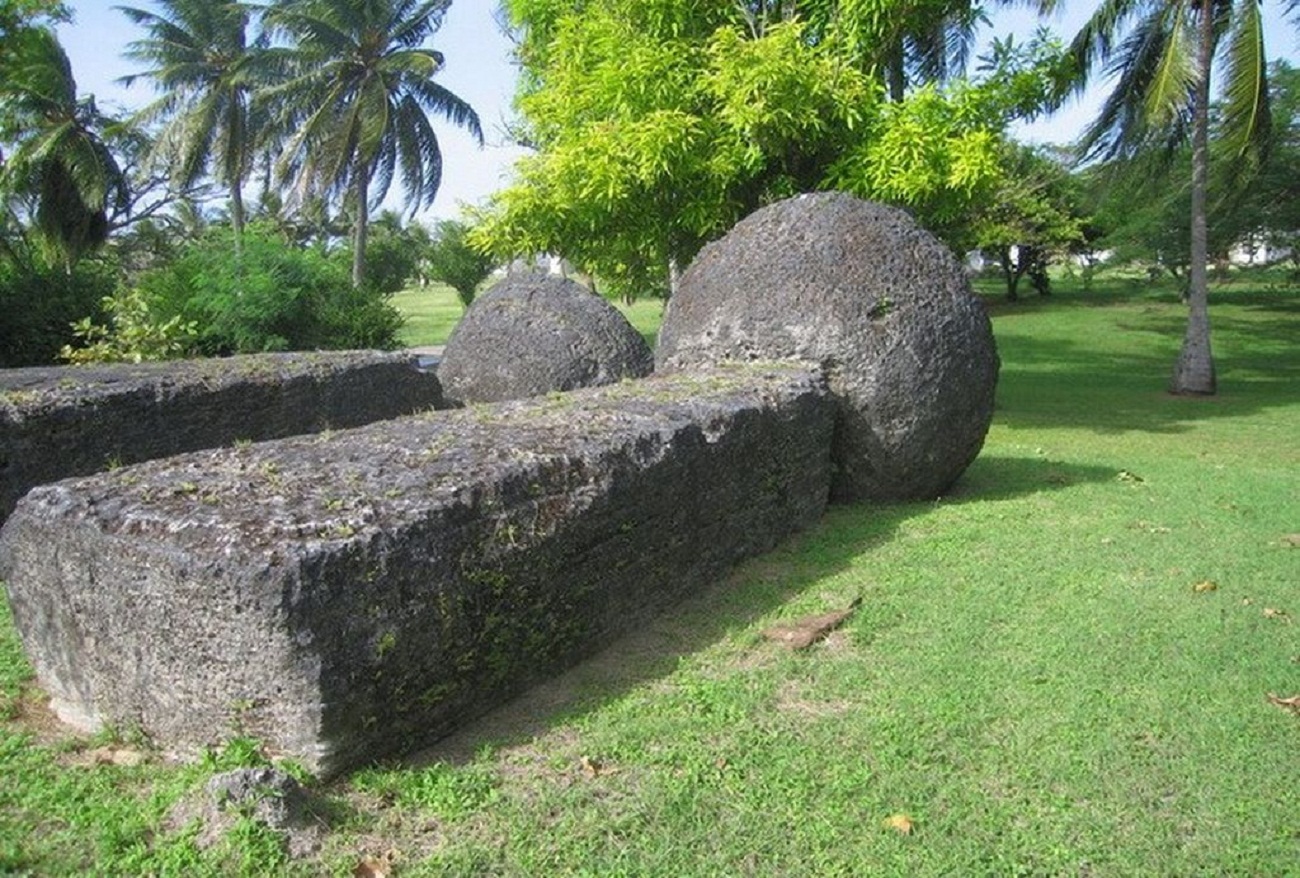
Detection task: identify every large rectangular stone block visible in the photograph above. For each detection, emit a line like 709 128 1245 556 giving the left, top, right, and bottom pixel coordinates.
0 364 832 776
0 351 443 524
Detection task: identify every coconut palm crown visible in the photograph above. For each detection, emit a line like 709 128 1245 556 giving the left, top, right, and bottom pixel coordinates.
118 0 267 255
0 25 129 270
263 0 483 288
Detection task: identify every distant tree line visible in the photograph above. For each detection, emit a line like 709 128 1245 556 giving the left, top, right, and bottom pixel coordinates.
0 0 491 365
4 0 1298 395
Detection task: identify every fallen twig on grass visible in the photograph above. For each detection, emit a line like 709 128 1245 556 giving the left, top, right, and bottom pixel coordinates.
761 598 862 650
1266 693 1300 715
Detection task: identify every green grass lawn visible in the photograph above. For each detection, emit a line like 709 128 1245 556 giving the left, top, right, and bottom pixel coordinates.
2 276 1297 875
391 283 466 348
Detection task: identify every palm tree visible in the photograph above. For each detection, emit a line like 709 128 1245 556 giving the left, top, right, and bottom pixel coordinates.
0 25 129 271
1065 0 1271 395
118 0 266 257
263 0 483 288
0 1 68 67
879 1 989 101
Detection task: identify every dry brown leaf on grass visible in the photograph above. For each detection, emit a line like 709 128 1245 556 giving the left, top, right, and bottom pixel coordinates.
1192 580 1218 593
1266 694 1300 715
579 755 618 778
353 849 400 878
761 598 861 650
883 814 915 835
68 746 147 768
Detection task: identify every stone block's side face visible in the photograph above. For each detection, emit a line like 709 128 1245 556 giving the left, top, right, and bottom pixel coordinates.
0 365 832 775
0 513 327 760
0 352 443 523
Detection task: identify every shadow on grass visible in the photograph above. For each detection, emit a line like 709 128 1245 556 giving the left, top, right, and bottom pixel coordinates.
989 294 1300 436
976 270 1300 309
1112 304 1300 355
408 453 1114 769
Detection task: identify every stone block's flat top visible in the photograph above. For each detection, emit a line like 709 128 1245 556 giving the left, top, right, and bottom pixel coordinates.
0 351 419 416
9 363 825 560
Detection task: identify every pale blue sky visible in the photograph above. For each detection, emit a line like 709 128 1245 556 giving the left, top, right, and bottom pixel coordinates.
55 1 1300 223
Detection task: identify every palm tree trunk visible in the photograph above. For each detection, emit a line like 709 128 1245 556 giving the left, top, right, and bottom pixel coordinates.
230 180 245 261
352 165 369 289
1171 0 1217 395
887 48 906 103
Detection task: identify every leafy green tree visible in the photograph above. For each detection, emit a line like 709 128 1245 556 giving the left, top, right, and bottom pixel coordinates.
118 0 267 257
250 187 349 250
1242 61 1300 266
798 0 994 101
1091 149 1253 283
361 209 423 295
1064 0 1272 395
476 2 1066 301
262 0 483 289
965 142 1085 300
423 218 495 306
0 26 130 270
1080 61 1299 285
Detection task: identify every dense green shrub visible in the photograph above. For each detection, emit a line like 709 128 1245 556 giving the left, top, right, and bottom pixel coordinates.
138 225 403 354
424 219 496 307
0 255 116 367
362 224 423 296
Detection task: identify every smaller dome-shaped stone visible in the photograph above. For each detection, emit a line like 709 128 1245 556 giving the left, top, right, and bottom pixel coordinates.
439 274 653 405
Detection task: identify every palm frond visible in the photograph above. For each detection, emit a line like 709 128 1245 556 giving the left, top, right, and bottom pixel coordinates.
405 78 484 144
264 5 353 58
395 92 443 208
1066 0 1145 94
388 0 450 48
371 129 399 210
118 11 202 60
1217 0 1269 161
1141 9 1195 128
1079 3 1194 161
171 90 221 186
356 77 393 165
382 46 444 79
4 27 77 109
